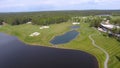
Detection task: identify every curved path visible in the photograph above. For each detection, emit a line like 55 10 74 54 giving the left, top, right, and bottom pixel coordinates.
89 34 109 68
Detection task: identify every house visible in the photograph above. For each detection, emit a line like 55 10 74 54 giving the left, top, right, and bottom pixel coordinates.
98 20 120 37
100 21 120 30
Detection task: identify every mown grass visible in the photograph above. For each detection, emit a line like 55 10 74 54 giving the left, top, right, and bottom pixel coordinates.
58 23 105 68
0 22 71 46
92 34 120 68
0 22 120 68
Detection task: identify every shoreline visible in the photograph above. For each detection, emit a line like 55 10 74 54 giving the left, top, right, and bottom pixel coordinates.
0 32 99 68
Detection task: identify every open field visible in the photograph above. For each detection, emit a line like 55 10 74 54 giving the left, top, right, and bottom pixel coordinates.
0 22 120 68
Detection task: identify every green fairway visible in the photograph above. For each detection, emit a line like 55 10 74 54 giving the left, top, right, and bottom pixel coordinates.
0 22 120 68
0 22 72 46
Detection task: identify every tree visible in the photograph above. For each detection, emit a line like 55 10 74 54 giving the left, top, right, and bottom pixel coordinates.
89 16 102 27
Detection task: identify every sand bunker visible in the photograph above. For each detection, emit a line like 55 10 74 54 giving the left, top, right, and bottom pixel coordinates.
72 22 80 25
26 22 32 24
29 32 40 37
40 26 50 29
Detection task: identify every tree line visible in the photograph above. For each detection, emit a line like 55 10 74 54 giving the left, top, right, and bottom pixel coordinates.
0 14 70 25
0 10 120 25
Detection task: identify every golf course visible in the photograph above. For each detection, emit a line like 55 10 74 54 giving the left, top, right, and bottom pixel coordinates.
0 20 120 68
0 0 120 67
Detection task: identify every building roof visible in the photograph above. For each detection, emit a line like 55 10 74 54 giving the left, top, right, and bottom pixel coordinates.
101 23 120 29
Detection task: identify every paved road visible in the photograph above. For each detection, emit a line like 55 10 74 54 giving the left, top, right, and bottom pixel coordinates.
89 34 109 68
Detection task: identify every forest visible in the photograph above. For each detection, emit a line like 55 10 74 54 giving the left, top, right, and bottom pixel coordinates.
0 10 120 25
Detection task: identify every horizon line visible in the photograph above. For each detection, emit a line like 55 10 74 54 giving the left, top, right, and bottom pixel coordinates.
0 9 120 13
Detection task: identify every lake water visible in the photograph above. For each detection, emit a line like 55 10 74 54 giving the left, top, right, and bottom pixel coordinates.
0 33 98 68
70 25 80 30
50 25 80 45
50 30 79 45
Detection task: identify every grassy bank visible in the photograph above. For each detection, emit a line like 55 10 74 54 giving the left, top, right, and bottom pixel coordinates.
0 22 71 46
0 22 120 68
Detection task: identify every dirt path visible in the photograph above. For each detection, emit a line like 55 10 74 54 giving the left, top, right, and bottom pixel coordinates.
89 34 109 68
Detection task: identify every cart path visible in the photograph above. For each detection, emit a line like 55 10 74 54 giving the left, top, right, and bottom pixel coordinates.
89 34 109 68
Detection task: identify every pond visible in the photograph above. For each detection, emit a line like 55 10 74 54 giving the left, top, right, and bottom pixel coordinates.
50 25 80 45
70 25 80 30
0 33 98 68
50 30 79 45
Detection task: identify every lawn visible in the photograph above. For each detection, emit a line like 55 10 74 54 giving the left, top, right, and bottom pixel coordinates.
0 22 71 46
0 22 120 68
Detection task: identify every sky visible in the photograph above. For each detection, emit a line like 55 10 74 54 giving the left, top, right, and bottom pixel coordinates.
0 0 120 12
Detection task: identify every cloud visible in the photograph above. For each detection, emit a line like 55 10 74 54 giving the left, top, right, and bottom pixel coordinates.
0 0 120 12
0 0 90 7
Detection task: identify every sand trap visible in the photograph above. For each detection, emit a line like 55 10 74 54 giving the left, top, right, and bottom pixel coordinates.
72 22 80 25
29 32 40 37
40 26 50 29
26 22 32 24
